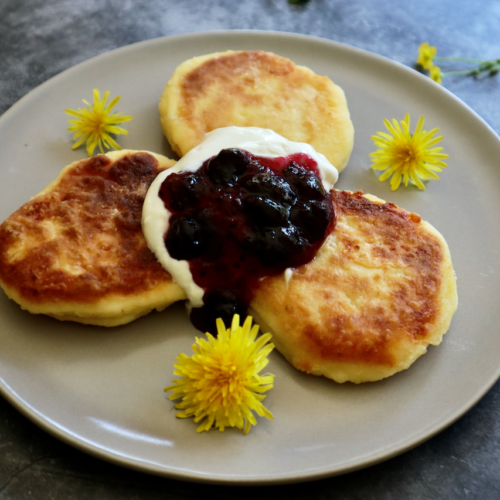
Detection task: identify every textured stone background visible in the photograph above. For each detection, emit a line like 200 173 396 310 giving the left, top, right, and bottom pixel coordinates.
0 0 500 498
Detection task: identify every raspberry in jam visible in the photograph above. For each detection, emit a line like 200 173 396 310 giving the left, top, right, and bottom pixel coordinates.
159 148 335 333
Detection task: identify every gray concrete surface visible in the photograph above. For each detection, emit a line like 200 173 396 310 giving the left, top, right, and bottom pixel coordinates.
0 0 499 498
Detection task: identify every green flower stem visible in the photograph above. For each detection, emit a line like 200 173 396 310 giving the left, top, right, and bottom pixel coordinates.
416 43 500 84
478 60 500 70
489 64 500 75
442 70 478 76
435 58 500 70
434 57 484 63
473 63 500 76
442 63 500 78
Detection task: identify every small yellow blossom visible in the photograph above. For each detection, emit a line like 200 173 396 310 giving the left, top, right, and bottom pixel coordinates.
417 42 437 70
65 89 132 157
429 65 443 84
370 114 449 191
165 315 275 434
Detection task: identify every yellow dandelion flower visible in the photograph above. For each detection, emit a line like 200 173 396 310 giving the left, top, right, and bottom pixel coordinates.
370 114 449 191
429 65 443 84
65 89 132 157
417 42 437 70
165 315 275 434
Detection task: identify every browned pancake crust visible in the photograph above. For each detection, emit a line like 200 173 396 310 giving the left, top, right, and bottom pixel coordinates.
161 50 354 171
250 190 457 383
0 152 186 325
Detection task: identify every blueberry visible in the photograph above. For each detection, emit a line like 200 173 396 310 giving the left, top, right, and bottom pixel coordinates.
290 200 334 240
165 216 205 260
249 224 308 266
245 160 268 176
192 207 220 255
242 173 297 205
205 149 249 186
159 172 206 214
283 163 326 201
243 195 290 226
190 289 247 334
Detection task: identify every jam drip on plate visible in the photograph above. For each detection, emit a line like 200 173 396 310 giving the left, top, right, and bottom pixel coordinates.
159 148 336 333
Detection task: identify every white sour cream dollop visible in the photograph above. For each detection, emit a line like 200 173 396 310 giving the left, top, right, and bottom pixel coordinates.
142 126 338 308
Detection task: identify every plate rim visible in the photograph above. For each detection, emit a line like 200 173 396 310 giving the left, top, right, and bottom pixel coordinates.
1 29 500 485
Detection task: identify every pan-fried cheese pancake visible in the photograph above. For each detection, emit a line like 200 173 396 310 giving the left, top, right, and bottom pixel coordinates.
160 50 354 172
250 190 458 383
0 150 186 326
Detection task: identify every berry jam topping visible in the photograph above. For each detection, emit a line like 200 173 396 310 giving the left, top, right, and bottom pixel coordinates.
159 148 336 334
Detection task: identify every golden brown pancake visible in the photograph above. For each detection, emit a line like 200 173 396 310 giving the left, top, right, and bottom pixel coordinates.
160 50 354 172
0 146 456 385
0 150 186 326
250 190 458 383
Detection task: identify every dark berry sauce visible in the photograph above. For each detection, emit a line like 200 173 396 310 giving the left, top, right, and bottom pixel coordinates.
159 148 335 333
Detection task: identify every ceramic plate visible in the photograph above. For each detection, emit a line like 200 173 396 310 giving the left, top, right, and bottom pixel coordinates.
1 31 499 485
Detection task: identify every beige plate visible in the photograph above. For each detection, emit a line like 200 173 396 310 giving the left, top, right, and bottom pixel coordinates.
0 31 499 485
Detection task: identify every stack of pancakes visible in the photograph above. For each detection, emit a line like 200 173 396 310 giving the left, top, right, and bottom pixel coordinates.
0 50 457 383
